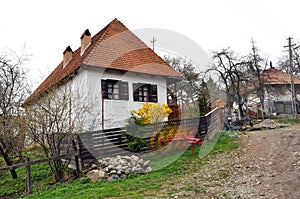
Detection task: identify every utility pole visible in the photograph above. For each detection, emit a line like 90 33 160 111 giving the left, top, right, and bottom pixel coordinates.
285 37 297 118
150 37 157 51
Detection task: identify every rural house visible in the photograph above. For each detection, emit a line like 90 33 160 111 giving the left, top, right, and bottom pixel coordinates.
25 18 182 130
248 67 300 116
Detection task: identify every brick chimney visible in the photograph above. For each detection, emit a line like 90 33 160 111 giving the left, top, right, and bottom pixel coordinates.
80 29 91 55
63 46 73 66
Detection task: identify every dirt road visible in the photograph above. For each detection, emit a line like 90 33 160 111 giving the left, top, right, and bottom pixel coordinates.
159 124 300 198
213 124 300 198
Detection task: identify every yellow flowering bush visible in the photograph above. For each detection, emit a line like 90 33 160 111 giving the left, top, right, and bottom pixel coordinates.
124 103 172 152
131 103 172 125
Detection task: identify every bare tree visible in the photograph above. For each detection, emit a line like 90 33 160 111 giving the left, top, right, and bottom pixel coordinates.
164 55 202 107
25 86 89 182
207 48 248 118
205 76 223 101
246 40 268 119
278 43 300 75
278 54 292 74
0 51 28 179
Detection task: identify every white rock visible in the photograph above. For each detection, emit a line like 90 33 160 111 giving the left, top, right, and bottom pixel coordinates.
90 164 98 170
99 170 105 178
87 170 100 182
121 166 128 171
132 167 145 173
110 170 117 174
119 159 127 165
143 160 150 168
138 159 144 165
131 155 139 161
145 167 152 173
87 155 152 182
107 174 119 181
125 168 132 175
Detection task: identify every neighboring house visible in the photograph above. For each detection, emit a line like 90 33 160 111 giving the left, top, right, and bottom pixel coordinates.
24 18 182 130
248 67 300 115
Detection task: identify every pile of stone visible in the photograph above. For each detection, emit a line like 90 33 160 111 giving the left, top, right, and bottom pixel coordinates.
84 155 152 182
251 119 289 130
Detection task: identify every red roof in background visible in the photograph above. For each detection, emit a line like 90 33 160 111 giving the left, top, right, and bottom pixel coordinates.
25 18 182 105
263 67 300 85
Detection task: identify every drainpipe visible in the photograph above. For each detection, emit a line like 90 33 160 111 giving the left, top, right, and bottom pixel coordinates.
102 91 104 130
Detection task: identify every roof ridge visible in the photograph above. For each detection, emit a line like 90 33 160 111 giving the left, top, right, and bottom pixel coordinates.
96 18 119 43
96 19 179 75
262 67 300 85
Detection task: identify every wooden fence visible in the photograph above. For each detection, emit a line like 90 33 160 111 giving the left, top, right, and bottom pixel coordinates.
0 141 80 194
76 107 225 168
205 107 225 140
77 128 131 167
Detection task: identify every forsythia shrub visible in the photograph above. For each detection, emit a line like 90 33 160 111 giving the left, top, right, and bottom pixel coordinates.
124 103 172 152
131 103 172 124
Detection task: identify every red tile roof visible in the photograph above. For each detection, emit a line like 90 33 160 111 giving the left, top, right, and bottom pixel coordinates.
262 67 300 85
25 18 182 105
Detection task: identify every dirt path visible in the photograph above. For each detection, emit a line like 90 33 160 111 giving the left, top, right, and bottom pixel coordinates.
156 124 300 198
212 124 300 199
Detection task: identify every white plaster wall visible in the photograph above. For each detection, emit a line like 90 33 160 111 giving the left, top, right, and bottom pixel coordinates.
64 68 91 131
71 66 167 131
265 85 300 102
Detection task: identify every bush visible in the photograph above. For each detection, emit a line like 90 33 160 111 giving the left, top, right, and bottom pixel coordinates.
124 118 148 152
124 103 172 152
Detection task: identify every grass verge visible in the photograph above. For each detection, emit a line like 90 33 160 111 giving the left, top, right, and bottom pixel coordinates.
0 132 239 199
267 115 300 125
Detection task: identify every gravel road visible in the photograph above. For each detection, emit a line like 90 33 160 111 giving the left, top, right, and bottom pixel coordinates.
157 123 300 198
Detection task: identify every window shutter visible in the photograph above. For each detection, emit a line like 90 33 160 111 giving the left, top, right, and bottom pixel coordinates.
101 80 108 99
133 83 139 101
150 85 158 102
119 81 129 100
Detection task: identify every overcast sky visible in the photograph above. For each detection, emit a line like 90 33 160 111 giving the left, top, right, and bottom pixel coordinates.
1 0 300 88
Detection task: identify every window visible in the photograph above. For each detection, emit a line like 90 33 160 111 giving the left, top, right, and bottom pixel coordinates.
101 79 129 100
133 83 157 102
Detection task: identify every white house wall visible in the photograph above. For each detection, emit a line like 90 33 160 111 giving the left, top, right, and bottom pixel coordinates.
265 86 291 102
247 85 300 115
71 65 167 131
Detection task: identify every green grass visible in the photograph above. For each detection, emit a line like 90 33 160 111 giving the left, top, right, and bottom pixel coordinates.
0 132 239 199
0 147 54 198
267 115 300 124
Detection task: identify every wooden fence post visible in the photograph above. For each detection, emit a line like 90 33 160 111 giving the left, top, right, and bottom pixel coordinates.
25 157 32 194
72 140 81 178
218 107 224 127
205 116 209 142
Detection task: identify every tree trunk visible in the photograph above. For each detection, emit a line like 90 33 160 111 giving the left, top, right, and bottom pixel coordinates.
0 145 18 179
238 96 244 119
260 96 265 120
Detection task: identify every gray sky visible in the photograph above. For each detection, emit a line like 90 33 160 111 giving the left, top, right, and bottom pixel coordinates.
1 0 300 88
